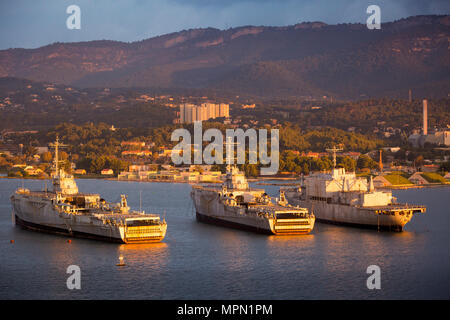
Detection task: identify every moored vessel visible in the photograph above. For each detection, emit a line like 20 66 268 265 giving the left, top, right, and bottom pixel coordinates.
10 137 167 243
283 166 426 232
191 165 315 235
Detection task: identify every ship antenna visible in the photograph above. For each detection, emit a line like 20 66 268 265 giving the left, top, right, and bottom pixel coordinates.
224 136 239 172
225 136 233 172
49 136 68 176
326 145 343 168
55 135 59 174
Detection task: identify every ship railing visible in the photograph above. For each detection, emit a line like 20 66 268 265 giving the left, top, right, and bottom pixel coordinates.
366 203 426 210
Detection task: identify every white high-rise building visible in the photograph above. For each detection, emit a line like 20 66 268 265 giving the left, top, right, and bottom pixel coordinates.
203 103 216 119
193 106 198 122
219 103 229 118
215 104 220 119
182 103 194 123
180 104 185 123
179 103 230 123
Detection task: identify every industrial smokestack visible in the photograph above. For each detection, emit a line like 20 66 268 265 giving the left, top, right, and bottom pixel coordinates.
423 99 428 135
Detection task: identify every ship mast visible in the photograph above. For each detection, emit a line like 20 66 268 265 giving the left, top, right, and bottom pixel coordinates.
326 145 343 168
55 136 59 174
48 136 78 194
49 136 68 175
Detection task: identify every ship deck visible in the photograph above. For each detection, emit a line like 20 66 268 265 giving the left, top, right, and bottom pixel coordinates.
361 203 426 212
246 203 309 215
93 212 161 220
15 190 100 198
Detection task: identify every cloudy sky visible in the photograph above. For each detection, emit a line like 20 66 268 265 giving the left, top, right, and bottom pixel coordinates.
0 0 448 50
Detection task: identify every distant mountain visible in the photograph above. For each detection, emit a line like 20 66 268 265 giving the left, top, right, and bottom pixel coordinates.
0 15 449 99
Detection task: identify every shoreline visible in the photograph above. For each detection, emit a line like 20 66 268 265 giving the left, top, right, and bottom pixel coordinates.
380 183 450 190
109 178 221 184
2 175 448 189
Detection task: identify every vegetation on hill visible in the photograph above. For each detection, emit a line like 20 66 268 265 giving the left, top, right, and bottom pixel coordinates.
280 125 383 152
289 99 450 134
1 122 389 176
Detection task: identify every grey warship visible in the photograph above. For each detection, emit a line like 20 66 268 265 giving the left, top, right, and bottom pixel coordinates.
283 154 426 232
191 165 315 235
10 138 167 243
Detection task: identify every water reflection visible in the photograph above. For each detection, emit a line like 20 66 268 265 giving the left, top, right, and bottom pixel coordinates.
1 178 449 299
116 242 169 270
214 230 253 272
266 233 315 246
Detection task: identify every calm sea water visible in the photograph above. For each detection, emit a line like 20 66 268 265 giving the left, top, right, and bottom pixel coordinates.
0 178 449 299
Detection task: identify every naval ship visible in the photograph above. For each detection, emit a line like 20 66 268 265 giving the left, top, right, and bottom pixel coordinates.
283 165 426 231
10 138 167 243
191 165 315 235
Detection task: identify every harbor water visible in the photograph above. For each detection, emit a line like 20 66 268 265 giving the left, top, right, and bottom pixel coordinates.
0 178 449 299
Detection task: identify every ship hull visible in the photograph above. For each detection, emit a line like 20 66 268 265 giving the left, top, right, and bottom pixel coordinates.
196 212 274 235
15 214 126 243
314 217 403 232
285 196 412 232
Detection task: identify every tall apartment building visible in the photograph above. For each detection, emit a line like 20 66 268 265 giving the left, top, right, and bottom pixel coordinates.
219 103 229 118
179 103 229 123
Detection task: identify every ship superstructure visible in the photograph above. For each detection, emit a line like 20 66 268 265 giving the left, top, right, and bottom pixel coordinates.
284 167 426 231
10 138 167 243
191 165 315 235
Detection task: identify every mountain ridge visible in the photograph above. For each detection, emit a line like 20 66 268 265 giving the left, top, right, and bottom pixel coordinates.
0 14 449 99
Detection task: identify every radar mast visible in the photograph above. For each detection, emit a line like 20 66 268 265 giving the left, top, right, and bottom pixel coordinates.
326 145 343 168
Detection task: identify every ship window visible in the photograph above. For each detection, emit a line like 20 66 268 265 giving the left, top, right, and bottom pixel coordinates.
127 220 158 227
310 196 327 202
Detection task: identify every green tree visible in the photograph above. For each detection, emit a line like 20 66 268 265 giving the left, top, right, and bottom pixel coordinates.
357 155 377 170
90 156 106 174
338 156 356 172
41 151 52 163
440 161 450 172
23 145 37 157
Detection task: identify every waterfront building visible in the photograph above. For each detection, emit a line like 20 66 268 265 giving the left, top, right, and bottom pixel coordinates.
101 169 114 175
373 175 392 188
408 172 429 185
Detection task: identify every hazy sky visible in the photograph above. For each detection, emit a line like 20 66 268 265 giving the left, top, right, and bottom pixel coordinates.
0 0 448 50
